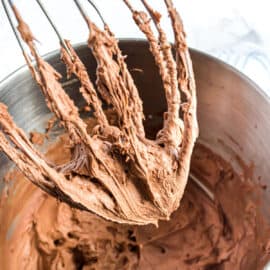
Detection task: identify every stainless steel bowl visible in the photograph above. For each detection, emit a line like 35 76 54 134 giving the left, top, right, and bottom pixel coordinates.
1 40 270 268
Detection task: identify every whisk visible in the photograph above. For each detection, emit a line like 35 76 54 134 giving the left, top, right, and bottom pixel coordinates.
0 0 202 225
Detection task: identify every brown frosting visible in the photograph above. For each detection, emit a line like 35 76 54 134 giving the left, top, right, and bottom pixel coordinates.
29 131 46 146
0 1 198 225
1 2 270 269
1 138 269 270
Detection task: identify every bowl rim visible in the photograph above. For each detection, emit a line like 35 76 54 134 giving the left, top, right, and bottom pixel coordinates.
1 38 269 104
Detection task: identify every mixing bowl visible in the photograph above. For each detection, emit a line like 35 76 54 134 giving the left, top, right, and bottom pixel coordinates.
0 40 270 269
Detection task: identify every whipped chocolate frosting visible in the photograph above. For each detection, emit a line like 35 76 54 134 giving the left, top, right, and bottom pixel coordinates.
1 2 270 270
1 137 269 270
0 1 198 225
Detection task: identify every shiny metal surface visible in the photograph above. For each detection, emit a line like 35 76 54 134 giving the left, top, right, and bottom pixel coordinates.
1 39 270 204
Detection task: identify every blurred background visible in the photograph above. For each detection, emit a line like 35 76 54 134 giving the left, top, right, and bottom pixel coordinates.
1 0 270 94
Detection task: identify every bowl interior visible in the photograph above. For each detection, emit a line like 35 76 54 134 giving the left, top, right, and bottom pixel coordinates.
1 40 270 269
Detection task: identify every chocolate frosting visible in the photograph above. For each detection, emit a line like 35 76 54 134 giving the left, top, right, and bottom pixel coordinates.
0 1 198 225
1 2 270 269
1 139 269 270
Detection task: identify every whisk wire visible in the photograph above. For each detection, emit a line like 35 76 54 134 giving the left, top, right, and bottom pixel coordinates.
35 0 74 60
3 0 106 60
85 0 106 25
73 0 106 26
1 0 25 54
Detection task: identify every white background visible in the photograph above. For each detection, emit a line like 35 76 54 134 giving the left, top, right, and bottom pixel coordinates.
1 0 270 94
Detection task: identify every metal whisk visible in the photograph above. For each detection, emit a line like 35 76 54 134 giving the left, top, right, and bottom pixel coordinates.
2 0 105 61
0 0 211 225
